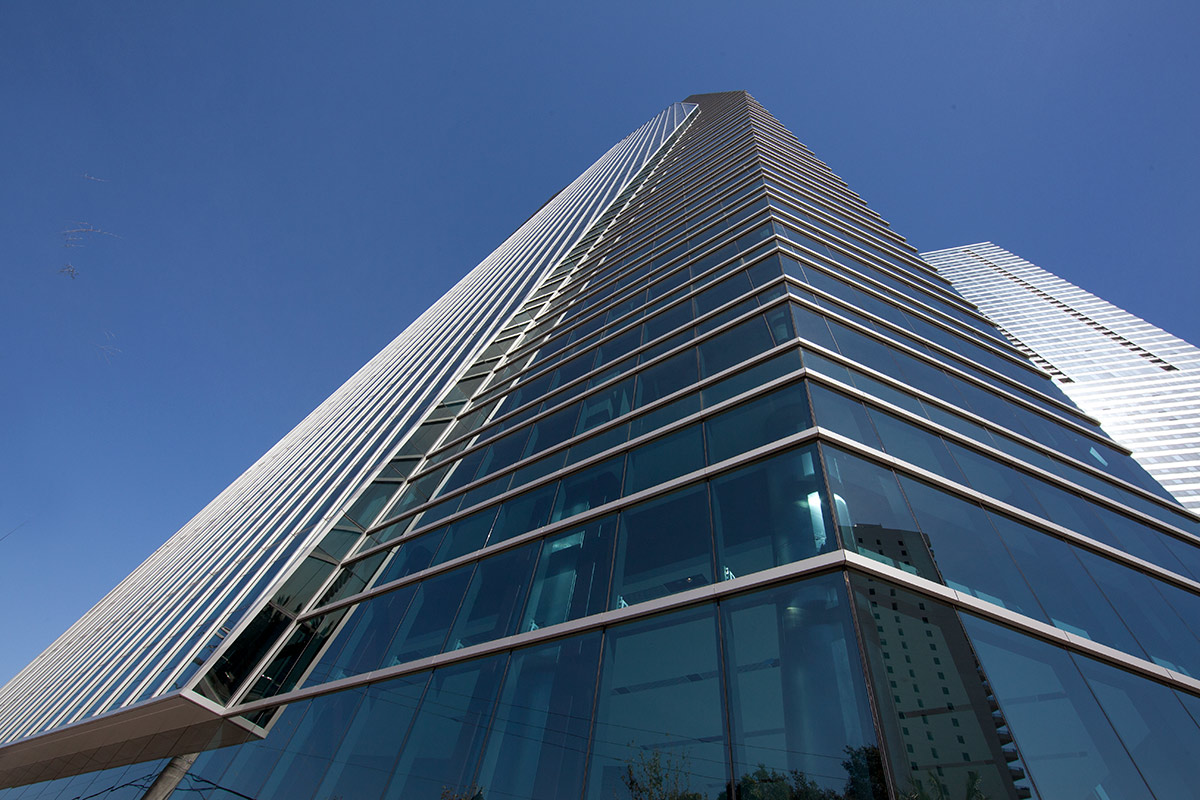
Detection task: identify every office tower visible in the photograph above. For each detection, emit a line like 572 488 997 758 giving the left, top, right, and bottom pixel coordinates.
4 92 1200 800
924 242 1200 513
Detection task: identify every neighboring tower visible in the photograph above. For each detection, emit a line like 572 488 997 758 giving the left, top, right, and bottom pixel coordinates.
4 95 1200 800
924 241 1200 511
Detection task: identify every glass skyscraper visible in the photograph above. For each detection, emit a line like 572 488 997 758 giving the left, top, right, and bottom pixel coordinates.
4 92 1200 800
924 241 1200 513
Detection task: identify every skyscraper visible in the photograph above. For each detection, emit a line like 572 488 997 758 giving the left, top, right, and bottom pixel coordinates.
4 93 1200 800
923 241 1200 513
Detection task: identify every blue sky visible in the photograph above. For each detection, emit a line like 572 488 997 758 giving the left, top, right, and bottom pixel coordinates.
1 1 1197 686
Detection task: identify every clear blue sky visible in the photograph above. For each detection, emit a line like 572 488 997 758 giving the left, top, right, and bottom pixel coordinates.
2 1 1197 686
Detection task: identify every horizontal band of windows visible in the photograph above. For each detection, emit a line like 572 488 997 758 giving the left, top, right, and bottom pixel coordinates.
458 221 1041 479
227 550 1200 724
804 367 1186 531
487 224 781 419
354 375 1200 640
337 399 1200 651
517 180 774 361
506 185 772 373
760 181 1008 341
416 281 1138 549
357 303 804 559
262 437 833 703
786 286 1107 439
821 430 1200 600
437 228 783 460
814 385 1200 584
771 228 1040 386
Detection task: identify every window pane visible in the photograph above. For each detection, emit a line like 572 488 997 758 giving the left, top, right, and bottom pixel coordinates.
611 485 714 608
896 475 1044 618
432 507 499 566
382 655 508 799
989 513 1147 658
849 576 1039 800
521 517 617 632
576 376 634 434
634 347 699 407
490 481 559 544
809 383 882 450
697 315 775 379
380 566 472 666
475 634 602 800
445 543 539 651
961 615 1155 799
1072 653 1200 798
823 446 923 573
712 445 831 579
374 528 444 586
721 574 880 796
704 380 811 464
311 673 428 800
551 455 624 522
257 686 366 799
312 584 417 683
623 424 705 495
584 606 728 799
868 409 966 483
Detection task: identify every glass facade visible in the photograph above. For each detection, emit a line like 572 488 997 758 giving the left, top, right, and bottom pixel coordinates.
4 93 1200 799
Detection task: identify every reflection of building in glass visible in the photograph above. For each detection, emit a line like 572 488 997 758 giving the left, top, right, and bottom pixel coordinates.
3 93 1200 800
924 241 1200 512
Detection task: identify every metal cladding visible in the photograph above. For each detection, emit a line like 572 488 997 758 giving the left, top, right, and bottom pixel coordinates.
0 102 697 745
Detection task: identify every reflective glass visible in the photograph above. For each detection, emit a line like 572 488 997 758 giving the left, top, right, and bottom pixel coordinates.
849 576 1039 800
316 584 417 682
474 635 602 800
490 481 558 544
380 566 472 666
712 445 831 579
809 382 882 450
550 455 624 522
1072 549 1200 676
611 484 714 608
696 314 775 379
634 347 699 407
431 507 498 566
445 543 538 651
623 423 705 494
256 687 366 799
1071 654 1200 798
584 605 728 799
702 352 798 412
962 615 1155 799
895 474 1043 617
721 574 881 796
521 516 617 632
521 402 582 459
576 376 634 434
374 528 443 586
704 379 811 464
869 408 966 483
989 513 1146 657
823 446 923 573
382 655 508 799
627 392 701 439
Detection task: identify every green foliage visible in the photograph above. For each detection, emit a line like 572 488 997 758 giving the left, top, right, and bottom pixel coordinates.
621 748 704 800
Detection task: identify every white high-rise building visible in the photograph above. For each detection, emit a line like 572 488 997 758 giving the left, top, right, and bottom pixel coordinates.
924 241 1200 511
